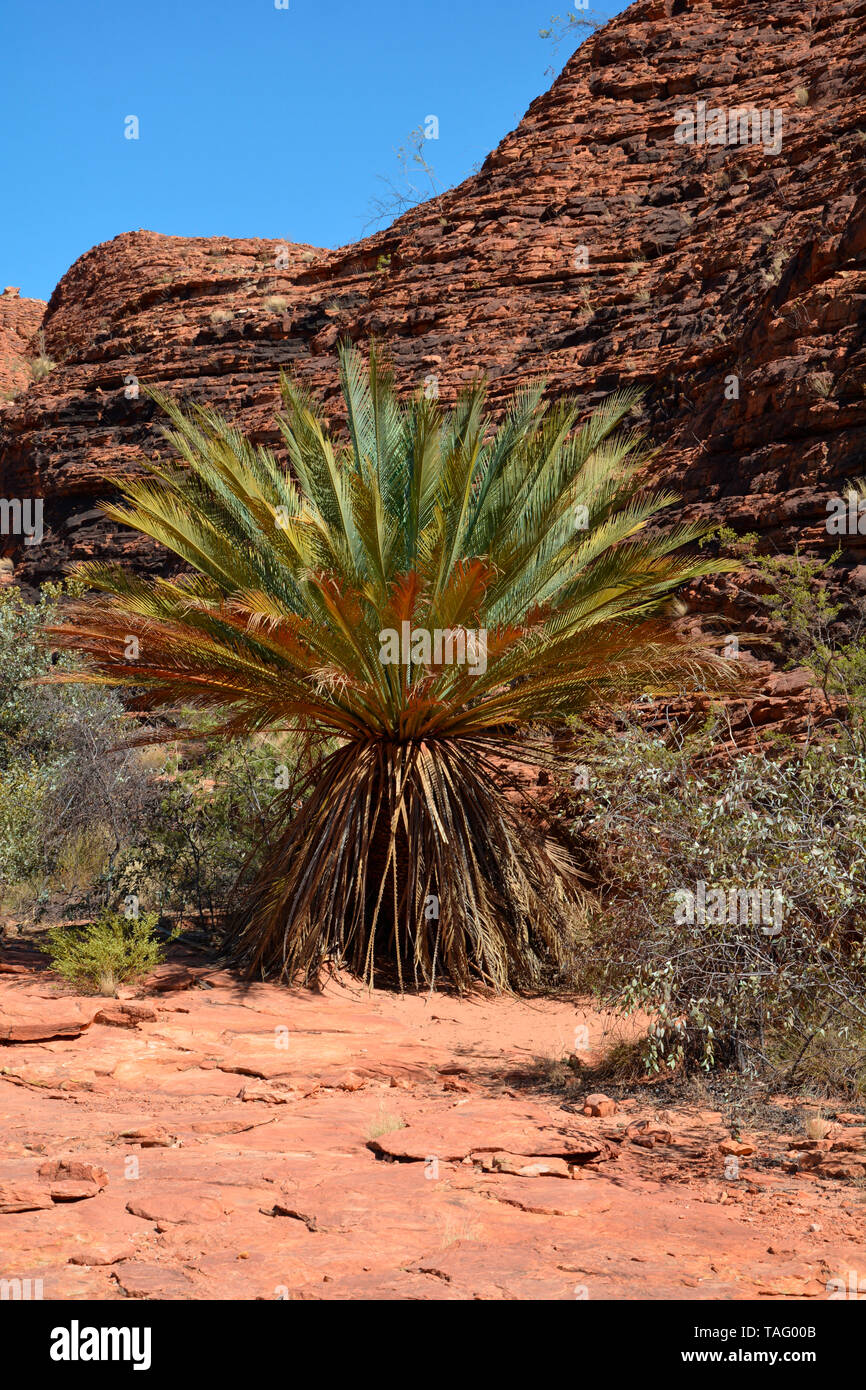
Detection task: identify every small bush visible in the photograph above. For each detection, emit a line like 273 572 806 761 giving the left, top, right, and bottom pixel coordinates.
29 356 55 382
810 372 833 399
113 729 314 932
28 331 56 381
44 909 164 996
568 723 866 1093
264 294 288 312
0 584 162 914
1 584 313 934
0 761 47 888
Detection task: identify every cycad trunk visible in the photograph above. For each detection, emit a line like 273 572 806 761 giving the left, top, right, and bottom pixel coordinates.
223 736 584 991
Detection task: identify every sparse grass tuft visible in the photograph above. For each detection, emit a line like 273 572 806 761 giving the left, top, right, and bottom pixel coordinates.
28 331 56 382
589 1039 649 1086
804 1114 832 1140
366 1106 407 1141
810 372 833 399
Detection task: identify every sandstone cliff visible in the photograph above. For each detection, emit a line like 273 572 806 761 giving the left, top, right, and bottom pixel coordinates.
1 0 864 653
0 288 46 404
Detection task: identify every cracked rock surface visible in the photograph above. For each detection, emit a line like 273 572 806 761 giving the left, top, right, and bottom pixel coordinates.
1 949 863 1300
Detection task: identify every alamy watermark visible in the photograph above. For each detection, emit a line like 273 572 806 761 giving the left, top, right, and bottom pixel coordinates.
825 491 866 536
1 1276 43 1300
674 101 784 156
50 1322 151 1371
674 881 784 936
379 623 487 675
827 1270 865 1300
0 498 43 546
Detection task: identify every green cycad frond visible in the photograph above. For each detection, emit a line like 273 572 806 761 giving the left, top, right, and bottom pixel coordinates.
45 347 740 991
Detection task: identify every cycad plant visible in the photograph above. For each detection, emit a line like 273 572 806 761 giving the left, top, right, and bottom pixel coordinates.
47 346 733 991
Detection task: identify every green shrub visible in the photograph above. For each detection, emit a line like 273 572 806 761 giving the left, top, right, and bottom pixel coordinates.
0 584 161 914
0 584 79 754
562 535 866 1093
0 761 47 889
44 908 164 995
113 730 314 932
0 585 308 927
705 528 866 737
569 723 866 1093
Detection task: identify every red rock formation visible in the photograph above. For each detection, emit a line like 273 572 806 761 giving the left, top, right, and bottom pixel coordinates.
1 0 864 623
0 287 45 405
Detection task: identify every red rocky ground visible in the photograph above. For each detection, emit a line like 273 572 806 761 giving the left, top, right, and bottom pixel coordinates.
1 948 863 1301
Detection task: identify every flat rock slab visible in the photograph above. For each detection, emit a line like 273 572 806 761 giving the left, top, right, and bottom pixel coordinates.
112 1262 195 1299
484 1152 574 1179
126 1189 234 1226
0 1182 54 1213
49 1180 103 1202
368 1102 614 1164
69 1243 136 1267
0 998 100 1042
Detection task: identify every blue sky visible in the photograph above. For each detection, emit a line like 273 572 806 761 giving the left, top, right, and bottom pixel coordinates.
1 0 625 301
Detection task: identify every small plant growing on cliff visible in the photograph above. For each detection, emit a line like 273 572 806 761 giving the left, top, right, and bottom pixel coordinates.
46 346 734 991
760 251 786 288
366 127 441 231
810 372 833 399
28 332 56 382
794 87 810 107
209 309 234 324
540 9 604 72
44 908 164 996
